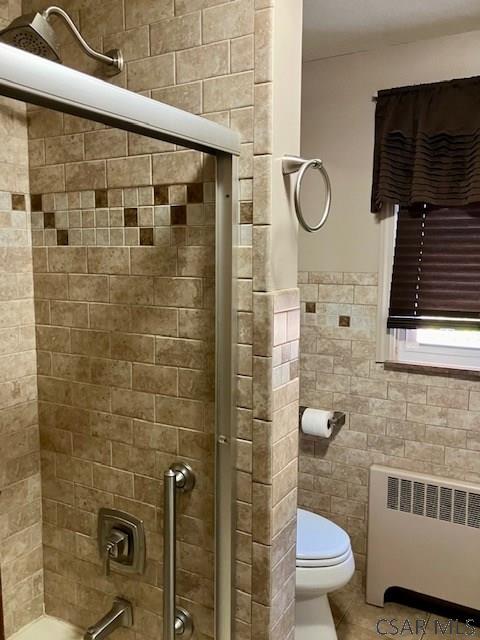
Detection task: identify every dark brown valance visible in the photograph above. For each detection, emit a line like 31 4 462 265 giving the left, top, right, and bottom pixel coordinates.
371 76 480 213
388 204 480 329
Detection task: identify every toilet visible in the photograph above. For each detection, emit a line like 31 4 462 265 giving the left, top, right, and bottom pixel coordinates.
295 508 355 640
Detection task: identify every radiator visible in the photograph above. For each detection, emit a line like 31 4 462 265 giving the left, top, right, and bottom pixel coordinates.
366 465 480 609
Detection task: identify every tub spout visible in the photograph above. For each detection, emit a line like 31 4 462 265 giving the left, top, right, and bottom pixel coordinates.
84 597 133 640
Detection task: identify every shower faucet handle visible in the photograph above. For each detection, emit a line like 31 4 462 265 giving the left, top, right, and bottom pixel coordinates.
98 508 146 576
103 528 129 577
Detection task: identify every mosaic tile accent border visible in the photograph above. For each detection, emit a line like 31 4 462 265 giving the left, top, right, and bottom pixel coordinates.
30 184 215 247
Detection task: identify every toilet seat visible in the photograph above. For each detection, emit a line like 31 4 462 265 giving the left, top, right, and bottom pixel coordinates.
296 508 351 568
296 547 352 568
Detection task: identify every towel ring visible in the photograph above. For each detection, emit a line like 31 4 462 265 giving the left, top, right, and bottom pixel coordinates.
282 155 332 233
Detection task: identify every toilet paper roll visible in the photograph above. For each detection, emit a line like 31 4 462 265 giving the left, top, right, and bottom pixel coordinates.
301 408 334 438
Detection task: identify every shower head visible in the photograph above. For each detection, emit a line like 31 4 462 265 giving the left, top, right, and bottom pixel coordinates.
0 12 60 62
0 6 123 75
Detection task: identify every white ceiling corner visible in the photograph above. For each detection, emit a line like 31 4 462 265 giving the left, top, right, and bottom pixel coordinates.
303 0 480 61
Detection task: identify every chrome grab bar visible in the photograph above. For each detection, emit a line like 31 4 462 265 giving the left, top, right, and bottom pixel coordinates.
163 462 195 640
282 154 332 233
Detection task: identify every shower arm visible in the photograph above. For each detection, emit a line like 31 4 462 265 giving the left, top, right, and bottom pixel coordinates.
42 6 123 73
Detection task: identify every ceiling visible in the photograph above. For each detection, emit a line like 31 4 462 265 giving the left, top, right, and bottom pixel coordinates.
303 0 480 61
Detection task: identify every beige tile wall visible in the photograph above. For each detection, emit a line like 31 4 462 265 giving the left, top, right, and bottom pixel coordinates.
0 190 42 639
0 4 43 635
31 162 217 639
299 270 480 591
15 1 301 638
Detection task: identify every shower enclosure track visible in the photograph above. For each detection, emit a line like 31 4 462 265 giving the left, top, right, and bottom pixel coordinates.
0 41 240 640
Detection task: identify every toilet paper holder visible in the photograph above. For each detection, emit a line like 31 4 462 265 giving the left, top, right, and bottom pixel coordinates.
298 406 346 438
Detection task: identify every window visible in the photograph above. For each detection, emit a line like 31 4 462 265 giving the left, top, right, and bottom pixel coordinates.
372 78 480 371
377 206 480 371
395 328 480 369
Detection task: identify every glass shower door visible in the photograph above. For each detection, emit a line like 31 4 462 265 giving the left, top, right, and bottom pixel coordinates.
32 118 218 639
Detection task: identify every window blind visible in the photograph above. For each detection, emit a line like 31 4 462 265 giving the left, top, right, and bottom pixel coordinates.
388 205 480 329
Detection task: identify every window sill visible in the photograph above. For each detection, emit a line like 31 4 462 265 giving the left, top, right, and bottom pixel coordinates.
384 360 480 380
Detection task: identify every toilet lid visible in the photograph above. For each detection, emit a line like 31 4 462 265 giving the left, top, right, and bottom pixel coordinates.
296 508 351 567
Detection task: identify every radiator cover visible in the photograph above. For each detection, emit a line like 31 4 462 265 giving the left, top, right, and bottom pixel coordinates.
367 465 480 609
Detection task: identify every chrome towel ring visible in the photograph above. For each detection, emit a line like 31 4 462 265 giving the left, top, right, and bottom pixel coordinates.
282 155 332 233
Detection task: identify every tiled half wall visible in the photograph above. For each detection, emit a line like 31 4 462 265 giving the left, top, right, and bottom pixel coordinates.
248 289 300 640
299 270 480 591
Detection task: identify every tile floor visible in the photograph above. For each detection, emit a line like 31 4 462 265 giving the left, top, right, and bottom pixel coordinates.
331 589 479 639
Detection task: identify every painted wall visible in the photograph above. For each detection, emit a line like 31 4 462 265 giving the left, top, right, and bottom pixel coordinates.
299 29 480 273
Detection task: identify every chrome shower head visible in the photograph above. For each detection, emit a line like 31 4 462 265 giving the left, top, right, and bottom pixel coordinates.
0 11 60 61
0 6 123 75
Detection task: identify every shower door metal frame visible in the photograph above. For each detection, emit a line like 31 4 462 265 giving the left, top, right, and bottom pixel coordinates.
0 42 239 640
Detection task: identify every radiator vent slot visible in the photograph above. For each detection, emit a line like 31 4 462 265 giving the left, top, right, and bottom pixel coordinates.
413 482 425 516
399 479 412 512
453 490 467 525
426 484 438 518
439 487 452 522
387 477 399 510
468 493 480 528
386 475 480 529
